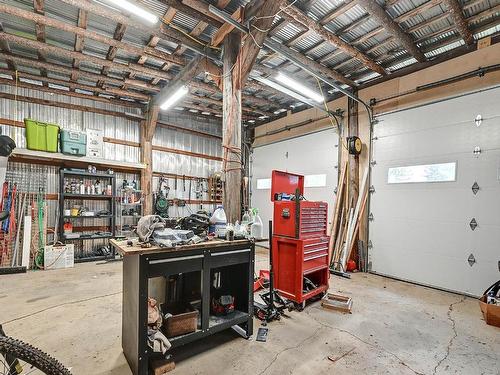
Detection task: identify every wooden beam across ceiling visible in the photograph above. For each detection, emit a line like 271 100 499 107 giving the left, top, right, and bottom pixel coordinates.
0 76 144 108
0 4 186 67
354 0 426 62
0 23 16 76
158 0 222 28
240 1 285 83
0 68 149 101
98 23 128 89
280 4 387 76
442 0 474 45
33 0 48 83
71 9 88 85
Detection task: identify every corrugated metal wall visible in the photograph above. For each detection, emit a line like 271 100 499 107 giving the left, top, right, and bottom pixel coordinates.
152 112 222 217
0 85 141 163
0 85 223 258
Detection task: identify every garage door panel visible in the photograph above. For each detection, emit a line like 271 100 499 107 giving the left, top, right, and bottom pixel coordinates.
373 122 499 163
374 88 500 137
371 187 472 222
370 242 470 294
370 217 470 259
370 87 500 297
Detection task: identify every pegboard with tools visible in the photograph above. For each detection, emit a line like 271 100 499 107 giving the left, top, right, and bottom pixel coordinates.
0 163 50 270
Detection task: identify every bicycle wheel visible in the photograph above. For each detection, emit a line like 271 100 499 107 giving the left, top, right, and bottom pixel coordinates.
0 336 71 375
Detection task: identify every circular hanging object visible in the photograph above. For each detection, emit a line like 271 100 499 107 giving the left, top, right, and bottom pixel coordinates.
347 136 362 155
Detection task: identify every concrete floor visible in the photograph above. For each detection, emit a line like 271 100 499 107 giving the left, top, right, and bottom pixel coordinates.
0 248 499 375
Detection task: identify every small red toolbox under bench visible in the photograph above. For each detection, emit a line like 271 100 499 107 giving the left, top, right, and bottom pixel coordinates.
271 170 329 307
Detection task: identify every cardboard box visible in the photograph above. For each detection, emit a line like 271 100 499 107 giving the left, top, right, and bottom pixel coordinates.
479 295 500 328
86 129 104 158
44 244 74 270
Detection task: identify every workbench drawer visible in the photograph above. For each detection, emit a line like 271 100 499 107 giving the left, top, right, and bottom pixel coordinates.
147 254 204 278
210 248 252 268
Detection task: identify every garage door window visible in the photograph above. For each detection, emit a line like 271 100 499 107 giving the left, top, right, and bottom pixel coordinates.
388 162 456 184
256 178 272 189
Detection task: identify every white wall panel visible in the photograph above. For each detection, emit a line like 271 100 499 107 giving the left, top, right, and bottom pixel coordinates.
370 86 500 296
251 129 339 238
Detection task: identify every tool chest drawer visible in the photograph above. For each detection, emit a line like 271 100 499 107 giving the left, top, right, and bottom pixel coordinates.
273 201 328 239
302 237 329 273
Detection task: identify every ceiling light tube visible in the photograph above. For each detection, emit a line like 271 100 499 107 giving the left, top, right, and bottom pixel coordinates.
275 73 324 103
101 0 159 24
160 86 189 111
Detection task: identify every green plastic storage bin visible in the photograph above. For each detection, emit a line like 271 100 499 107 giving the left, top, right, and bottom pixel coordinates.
60 130 87 156
24 119 59 153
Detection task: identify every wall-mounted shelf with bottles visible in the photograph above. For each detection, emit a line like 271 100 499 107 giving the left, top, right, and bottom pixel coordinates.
58 168 116 262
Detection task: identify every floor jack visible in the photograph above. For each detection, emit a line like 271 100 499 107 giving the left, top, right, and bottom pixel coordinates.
254 221 294 322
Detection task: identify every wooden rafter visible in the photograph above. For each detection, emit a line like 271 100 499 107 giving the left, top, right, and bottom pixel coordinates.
0 23 16 76
33 0 48 83
393 0 443 24
158 0 222 28
355 0 426 62
0 68 149 101
280 4 387 75
239 1 285 83
154 55 203 108
98 23 128 89
0 4 185 66
442 0 474 45
71 9 87 86
320 0 357 25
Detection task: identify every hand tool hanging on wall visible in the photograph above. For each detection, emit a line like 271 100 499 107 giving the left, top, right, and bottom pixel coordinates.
182 175 186 192
188 179 192 201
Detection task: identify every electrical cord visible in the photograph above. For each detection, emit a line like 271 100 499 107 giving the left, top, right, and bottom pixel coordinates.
315 76 348 152
251 0 298 21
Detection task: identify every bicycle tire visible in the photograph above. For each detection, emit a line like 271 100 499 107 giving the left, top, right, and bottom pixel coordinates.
0 336 72 375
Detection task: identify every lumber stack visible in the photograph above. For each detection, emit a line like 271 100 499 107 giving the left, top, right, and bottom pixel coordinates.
328 161 369 272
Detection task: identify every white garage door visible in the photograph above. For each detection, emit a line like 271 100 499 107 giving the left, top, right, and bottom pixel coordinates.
251 129 339 239
369 86 500 297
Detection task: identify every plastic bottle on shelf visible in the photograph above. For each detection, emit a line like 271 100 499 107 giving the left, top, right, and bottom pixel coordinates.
209 205 227 236
79 180 85 195
250 208 263 239
95 180 102 195
90 182 96 195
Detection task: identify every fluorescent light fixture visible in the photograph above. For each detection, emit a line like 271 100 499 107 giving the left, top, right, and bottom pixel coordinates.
275 72 324 103
160 85 189 111
101 0 159 24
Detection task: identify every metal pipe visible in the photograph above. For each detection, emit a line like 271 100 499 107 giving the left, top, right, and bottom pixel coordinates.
208 4 374 123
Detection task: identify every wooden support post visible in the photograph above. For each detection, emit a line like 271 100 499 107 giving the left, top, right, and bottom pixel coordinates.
141 105 160 215
222 31 242 224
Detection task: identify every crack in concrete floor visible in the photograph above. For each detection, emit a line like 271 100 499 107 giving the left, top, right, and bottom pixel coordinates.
256 326 323 375
431 296 466 375
305 308 426 375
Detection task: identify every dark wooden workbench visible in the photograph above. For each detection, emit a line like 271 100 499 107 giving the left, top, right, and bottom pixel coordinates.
110 238 255 375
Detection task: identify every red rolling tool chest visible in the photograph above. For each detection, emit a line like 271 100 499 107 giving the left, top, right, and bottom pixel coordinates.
271 171 330 306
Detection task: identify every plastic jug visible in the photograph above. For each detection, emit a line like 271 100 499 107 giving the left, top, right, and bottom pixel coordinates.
209 205 227 234
250 208 263 239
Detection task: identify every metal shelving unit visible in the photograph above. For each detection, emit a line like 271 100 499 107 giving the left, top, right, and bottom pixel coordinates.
116 187 143 238
59 168 116 262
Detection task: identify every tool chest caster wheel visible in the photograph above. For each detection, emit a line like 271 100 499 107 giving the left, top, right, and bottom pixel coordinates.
295 301 306 311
